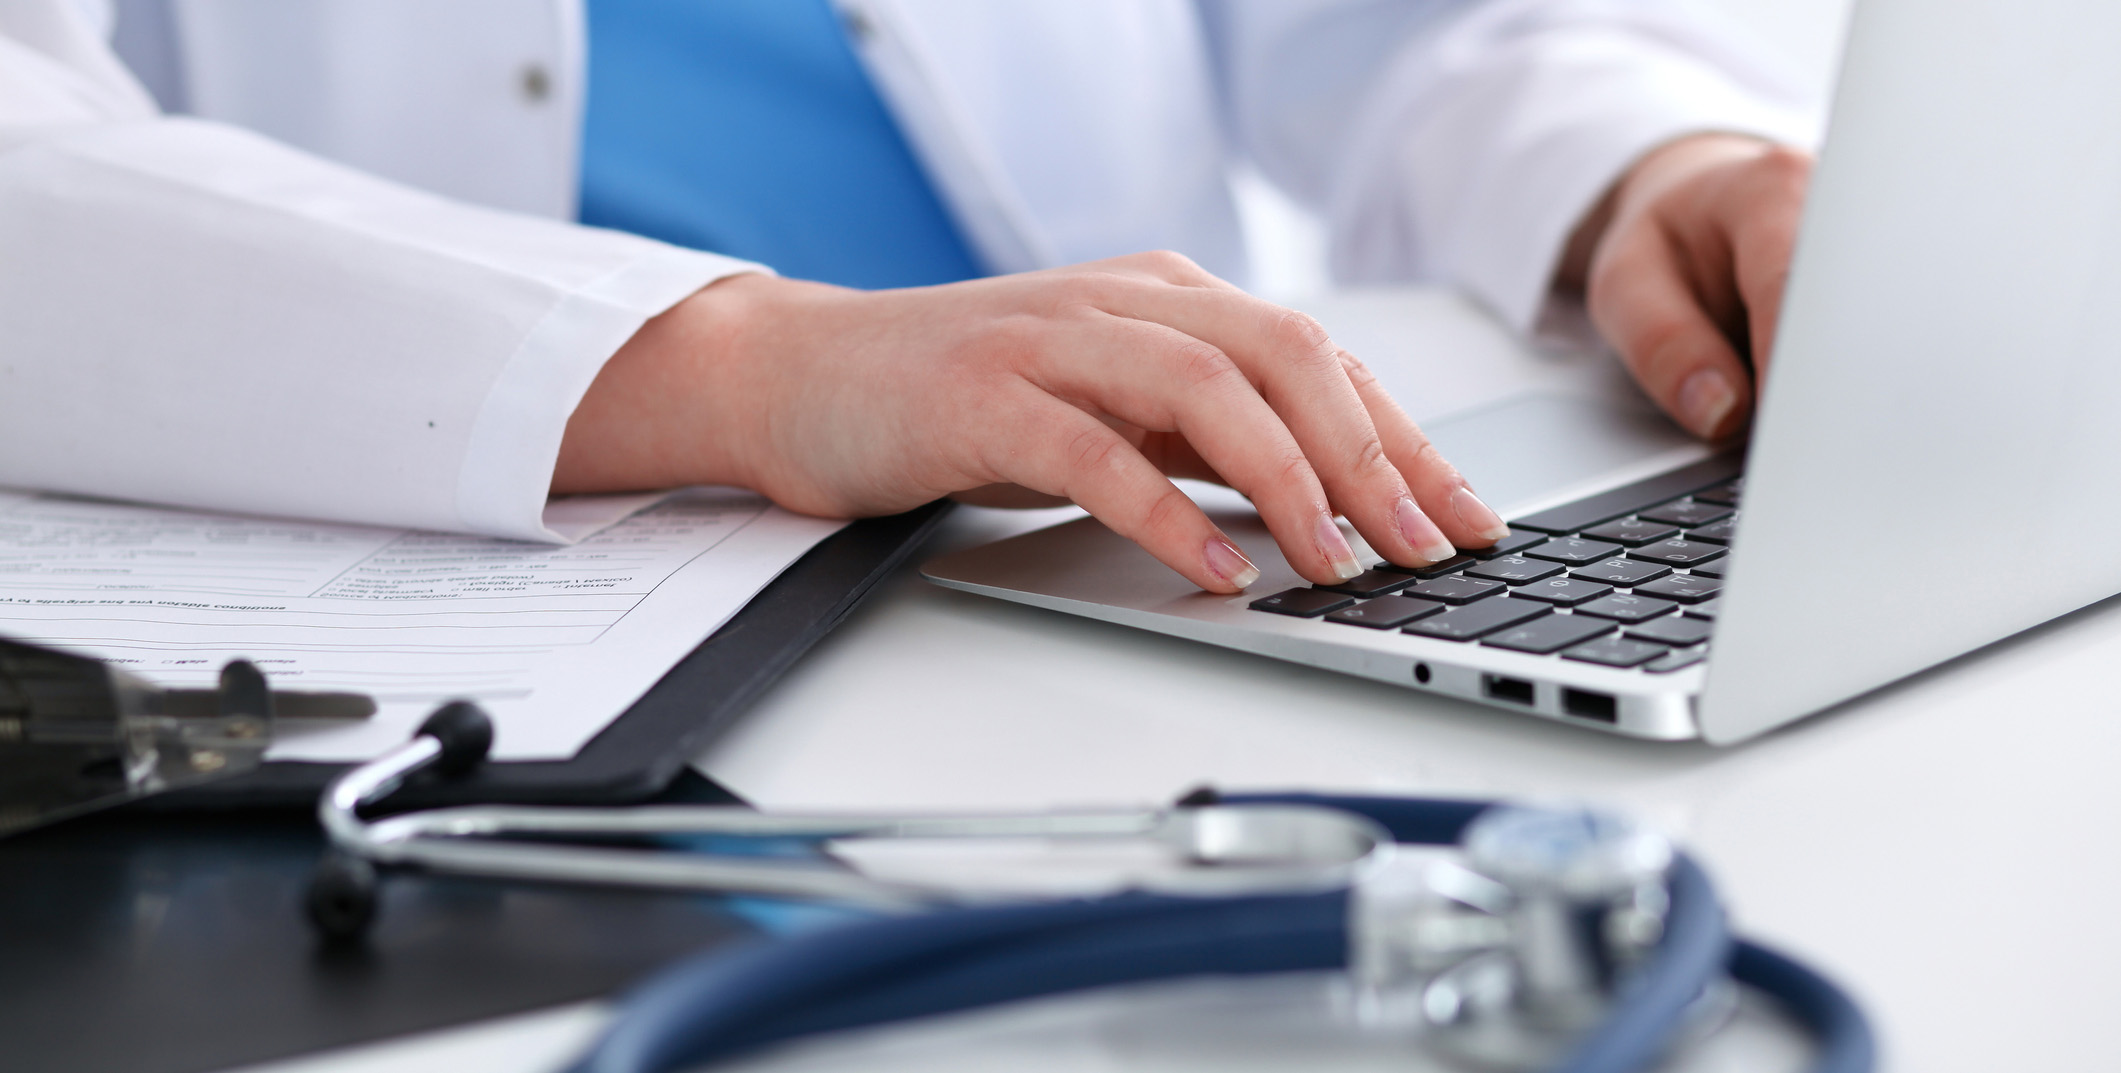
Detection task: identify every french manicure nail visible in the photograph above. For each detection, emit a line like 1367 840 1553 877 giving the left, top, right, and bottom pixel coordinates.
1316 514 1363 580
1203 536 1260 590
1395 496 1456 563
1450 487 1511 543
1678 368 1740 439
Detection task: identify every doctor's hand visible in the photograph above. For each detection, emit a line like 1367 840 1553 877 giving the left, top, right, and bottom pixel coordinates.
554 252 1512 593
1562 133 1814 441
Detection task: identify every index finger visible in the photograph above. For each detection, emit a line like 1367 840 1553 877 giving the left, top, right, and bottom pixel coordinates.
1589 233 1756 442
1334 348 1515 551
985 391 1265 594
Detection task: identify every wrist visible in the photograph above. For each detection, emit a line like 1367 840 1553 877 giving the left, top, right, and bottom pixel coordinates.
552 272 777 496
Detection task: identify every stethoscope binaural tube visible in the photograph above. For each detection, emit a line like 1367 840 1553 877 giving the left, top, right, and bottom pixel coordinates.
567 793 1870 1073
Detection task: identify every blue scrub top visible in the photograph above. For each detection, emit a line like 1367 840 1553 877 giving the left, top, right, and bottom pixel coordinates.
579 0 986 290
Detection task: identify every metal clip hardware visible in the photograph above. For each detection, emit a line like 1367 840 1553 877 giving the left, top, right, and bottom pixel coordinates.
0 637 374 836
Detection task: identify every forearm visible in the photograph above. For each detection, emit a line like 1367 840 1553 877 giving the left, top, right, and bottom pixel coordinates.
0 116 753 539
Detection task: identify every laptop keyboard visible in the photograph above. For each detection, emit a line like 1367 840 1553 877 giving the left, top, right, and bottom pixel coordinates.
1247 456 1742 673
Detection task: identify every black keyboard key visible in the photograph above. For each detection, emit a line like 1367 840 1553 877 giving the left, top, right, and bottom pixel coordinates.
1637 500 1734 528
1685 517 1738 544
1464 556 1565 584
1506 454 1744 534
1692 479 1743 506
1683 598 1720 620
1463 529 1547 560
1318 569 1416 597
1580 518 1681 546
1403 597 1550 641
1325 595 1446 629
1625 616 1714 647
1482 614 1615 655
1378 554 1476 579
1646 647 1709 673
1626 539 1727 567
1509 577 1613 606
1413 555 1476 579
1562 636 1670 668
1571 593 1678 623
1404 575 1508 605
1689 559 1730 579
1570 558 1672 586
1522 537 1624 564
1249 588 1354 617
1634 574 1721 604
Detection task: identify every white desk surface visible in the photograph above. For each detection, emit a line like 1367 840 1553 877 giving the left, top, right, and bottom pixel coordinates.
241 290 2121 1073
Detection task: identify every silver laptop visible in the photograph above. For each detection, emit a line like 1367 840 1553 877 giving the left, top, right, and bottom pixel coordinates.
923 0 2121 743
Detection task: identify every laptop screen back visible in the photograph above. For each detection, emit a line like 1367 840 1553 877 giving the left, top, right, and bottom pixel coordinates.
1702 0 2121 741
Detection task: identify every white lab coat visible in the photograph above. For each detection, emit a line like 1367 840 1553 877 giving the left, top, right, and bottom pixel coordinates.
0 0 1812 541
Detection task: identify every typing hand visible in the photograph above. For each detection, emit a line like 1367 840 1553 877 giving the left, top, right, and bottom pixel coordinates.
1564 133 1814 441
555 252 1511 593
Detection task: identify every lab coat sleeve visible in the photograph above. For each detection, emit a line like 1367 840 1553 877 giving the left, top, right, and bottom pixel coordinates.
0 2 763 542
1201 0 1819 331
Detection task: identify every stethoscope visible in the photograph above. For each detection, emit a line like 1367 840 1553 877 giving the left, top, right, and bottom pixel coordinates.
307 703 1874 1073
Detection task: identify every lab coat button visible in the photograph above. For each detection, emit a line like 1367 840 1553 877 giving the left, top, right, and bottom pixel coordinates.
520 64 551 104
840 9 877 44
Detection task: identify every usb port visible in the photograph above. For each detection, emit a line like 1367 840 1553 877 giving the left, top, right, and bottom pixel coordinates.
1483 675 1536 705
1563 688 1618 723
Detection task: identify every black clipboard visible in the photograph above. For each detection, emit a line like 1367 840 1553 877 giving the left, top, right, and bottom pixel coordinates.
0 503 954 1073
149 500 953 811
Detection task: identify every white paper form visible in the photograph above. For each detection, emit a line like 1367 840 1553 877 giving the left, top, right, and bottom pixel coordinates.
0 487 845 761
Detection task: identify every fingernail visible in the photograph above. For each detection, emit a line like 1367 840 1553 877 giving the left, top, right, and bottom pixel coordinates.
1395 496 1456 564
1203 536 1260 591
1450 487 1511 543
1678 369 1740 439
1316 514 1363 580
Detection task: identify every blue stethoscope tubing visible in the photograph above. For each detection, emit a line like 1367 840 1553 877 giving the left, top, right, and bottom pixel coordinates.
568 793 1874 1073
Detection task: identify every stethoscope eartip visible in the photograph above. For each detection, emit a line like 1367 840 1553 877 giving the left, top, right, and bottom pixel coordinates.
306 852 380 944
416 700 495 776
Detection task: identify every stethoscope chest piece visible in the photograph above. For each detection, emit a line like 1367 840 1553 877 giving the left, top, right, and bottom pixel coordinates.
1349 805 1716 1069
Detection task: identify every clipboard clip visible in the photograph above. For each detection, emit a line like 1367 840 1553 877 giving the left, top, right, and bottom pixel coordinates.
0 637 374 837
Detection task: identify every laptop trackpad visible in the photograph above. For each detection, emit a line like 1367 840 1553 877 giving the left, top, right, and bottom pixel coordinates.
1421 392 1701 517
